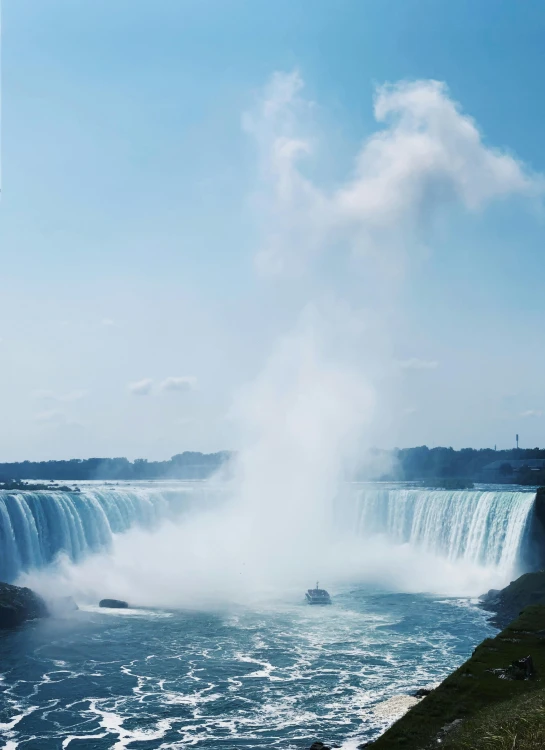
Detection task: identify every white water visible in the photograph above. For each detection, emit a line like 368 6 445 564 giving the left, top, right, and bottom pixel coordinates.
0 484 214 582
6 483 536 604
346 487 536 577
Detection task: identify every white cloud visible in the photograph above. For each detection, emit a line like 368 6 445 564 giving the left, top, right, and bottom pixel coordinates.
34 409 65 424
31 390 57 401
32 389 87 403
521 409 543 418
160 376 197 393
246 73 542 275
33 411 84 430
127 377 197 396
397 358 439 370
63 390 87 402
128 378 153 396
102 318 116 327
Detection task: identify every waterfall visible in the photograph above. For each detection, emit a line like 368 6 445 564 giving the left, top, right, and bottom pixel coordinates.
346 487 536 576
0 484 213 583
0 484 538 587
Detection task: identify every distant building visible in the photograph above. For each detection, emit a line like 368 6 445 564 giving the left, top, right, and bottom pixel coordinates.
481 458 545 482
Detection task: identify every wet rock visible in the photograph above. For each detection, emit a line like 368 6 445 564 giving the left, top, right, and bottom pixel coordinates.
99 598 128 609
479 572 545 628
488 654 536 680
508 655 535 680
0 581 48 629
413 688 433 698
479 588 500 603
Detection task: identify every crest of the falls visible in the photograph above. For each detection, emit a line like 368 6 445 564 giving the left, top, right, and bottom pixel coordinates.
345 487 536 577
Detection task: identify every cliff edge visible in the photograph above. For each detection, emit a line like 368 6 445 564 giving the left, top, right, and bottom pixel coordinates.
480 570 545 628
0 581 49 628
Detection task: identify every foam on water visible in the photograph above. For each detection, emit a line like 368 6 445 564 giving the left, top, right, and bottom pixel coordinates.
0 589 497 748
80 605 174 618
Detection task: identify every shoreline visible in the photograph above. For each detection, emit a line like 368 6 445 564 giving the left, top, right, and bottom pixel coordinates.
310 572 545 750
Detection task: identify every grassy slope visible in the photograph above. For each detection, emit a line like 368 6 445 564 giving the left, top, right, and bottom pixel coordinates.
495 572 545 609
371 605 545 750
442 687 545 750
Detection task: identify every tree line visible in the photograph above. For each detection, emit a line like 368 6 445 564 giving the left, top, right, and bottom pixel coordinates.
0 452 231 481
1 446 543 483
373 446 545 482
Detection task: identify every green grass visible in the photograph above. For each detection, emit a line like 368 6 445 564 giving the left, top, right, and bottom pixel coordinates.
442 688 545 749
370 605 545 750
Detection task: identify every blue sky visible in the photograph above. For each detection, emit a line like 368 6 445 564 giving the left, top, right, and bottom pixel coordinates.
1 0 545 460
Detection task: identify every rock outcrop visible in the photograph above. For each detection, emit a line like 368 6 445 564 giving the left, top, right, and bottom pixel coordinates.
99 598 129 609
479 571 545 628
520 486 545 570
0 581 49 629
413 687 433 698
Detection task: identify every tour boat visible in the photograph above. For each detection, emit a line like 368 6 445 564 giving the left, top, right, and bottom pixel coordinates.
305 582 332 605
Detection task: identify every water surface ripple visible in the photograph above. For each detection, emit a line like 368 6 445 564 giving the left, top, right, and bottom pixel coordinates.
0 589 495 749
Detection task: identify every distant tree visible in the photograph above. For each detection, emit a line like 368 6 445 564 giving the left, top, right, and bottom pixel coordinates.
0 453 229 481
0 446 542 483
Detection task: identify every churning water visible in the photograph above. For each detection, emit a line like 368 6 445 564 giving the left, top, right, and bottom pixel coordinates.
0 482 536 748
0 588 495 749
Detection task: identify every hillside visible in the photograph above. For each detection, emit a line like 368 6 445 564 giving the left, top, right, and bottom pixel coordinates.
480 570 545 628
369 605 545 749
442 687 545 750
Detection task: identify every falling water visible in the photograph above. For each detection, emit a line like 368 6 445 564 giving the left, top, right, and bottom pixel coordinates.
0 484 215 582
346 487 536 577
0 484 538 587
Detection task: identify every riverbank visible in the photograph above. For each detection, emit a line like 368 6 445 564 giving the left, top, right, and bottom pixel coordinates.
480 570 545 628
367 604 545 749
307 569 545 750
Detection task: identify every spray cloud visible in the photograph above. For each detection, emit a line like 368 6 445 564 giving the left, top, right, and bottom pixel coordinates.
22 73 543 605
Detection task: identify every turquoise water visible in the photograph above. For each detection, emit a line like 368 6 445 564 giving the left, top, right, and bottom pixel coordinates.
0 588 495 749
0 483 528 747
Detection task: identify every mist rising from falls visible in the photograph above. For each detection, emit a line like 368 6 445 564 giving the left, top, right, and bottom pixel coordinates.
18 316 381 607
0 485 213 583
11 482 537 606
6 319 535 607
